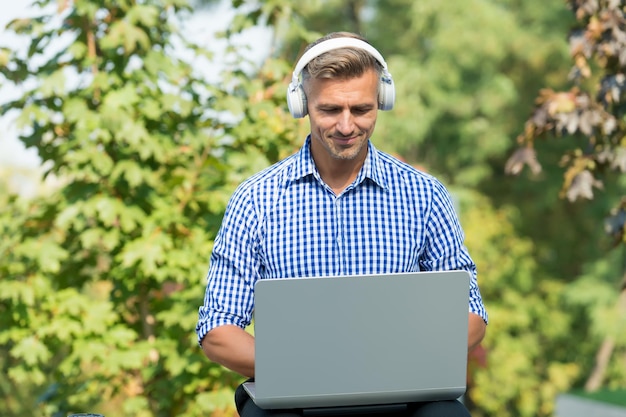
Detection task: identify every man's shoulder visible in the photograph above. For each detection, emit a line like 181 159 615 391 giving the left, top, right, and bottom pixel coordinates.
233 152 299 197
375 150 440 188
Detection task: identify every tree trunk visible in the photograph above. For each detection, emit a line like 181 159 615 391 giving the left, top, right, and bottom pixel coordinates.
584 337 615 392
584 274 626 391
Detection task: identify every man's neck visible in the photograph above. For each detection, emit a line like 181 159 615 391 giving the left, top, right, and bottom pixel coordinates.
312 153 367 196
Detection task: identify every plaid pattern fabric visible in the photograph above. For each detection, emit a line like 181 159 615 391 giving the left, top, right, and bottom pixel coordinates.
196 137 487 344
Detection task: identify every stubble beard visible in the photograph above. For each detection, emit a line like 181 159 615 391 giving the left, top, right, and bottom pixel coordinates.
324 134 367 161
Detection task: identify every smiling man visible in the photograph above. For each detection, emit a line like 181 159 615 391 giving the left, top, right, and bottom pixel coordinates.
196 31 488 417
306 65 378 193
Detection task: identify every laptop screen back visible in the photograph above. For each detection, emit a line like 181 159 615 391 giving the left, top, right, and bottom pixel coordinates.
251 271 470 410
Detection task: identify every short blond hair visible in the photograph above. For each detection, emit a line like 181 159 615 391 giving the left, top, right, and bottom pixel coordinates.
301 32 383 91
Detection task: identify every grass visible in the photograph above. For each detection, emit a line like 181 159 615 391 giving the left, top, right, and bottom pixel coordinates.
569 388 626 407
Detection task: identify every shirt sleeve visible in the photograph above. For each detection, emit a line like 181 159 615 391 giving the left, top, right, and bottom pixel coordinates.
420 179 488 324
195 186 261 345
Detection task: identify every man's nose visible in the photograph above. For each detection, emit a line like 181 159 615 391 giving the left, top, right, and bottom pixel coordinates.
336 110 355 134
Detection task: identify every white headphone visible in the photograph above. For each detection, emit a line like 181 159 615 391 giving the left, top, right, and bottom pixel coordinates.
286 37 396 119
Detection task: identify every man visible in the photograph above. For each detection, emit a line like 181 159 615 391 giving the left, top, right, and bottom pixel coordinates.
196 31 488 417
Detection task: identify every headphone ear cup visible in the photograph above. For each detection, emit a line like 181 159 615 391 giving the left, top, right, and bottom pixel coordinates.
287 83 308 118
378 78 395 111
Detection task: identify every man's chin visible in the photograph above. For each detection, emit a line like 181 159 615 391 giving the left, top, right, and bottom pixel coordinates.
329 148 362 161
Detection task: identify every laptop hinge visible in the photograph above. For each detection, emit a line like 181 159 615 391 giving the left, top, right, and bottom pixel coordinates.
302 403 408 416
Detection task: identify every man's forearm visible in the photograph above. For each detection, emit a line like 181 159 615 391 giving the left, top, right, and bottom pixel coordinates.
201 324 256 377
468 312 486 352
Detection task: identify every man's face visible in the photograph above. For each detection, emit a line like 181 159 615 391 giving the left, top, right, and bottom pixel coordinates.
305 69 379 163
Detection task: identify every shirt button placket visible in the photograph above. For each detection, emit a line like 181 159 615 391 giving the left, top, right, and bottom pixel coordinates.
334 196 344 275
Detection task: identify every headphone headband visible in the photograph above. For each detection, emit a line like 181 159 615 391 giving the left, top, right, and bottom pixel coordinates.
290 38 390 86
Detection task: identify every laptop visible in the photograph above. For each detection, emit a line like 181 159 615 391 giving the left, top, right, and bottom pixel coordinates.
243 270 470 413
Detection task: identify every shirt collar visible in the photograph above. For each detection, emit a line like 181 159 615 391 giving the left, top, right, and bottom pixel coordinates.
290 136 388 190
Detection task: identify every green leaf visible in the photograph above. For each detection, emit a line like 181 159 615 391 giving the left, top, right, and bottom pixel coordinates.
10 336 51 365
0 281 36 305
110 160 146 187
40 68 67 97
102 83 140 111
0 47 9 66
127 5 160 27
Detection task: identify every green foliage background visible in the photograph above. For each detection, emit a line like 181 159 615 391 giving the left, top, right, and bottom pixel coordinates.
0 0 624 416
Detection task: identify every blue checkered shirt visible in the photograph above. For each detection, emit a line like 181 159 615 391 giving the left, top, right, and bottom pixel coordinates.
196 137 487 343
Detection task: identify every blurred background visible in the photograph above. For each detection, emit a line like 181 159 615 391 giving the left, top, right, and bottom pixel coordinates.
1 0 625 416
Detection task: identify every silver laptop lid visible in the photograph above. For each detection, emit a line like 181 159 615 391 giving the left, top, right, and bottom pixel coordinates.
252 271 470 409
